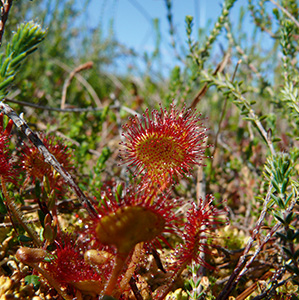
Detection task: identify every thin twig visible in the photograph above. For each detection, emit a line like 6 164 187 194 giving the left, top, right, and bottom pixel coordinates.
269 0 299 29
235 199 297 283
217 187 297 300
5 97 105 112
164 0 183 61
0 0 13 47
0 101 98 218
212 59 241 160
216 182 274 300
4 98 140 117
52 59 102 107
225 23 268 84
189 50 230 110
60 61 94 109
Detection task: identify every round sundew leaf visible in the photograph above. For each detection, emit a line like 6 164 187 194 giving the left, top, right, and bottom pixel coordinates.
120 104 207 188
95 206 165 254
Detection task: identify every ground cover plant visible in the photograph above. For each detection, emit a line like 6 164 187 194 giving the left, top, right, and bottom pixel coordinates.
0 0 298 299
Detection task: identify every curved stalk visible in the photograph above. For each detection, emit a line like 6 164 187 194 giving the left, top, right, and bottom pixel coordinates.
115 242 144 299
103 251 130 297
1 178 42 247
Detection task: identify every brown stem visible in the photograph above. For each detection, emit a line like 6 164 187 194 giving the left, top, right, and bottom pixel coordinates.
60 61 94 109
154 261 187 300
103 251 129 297
0 0 13 47
116 242 144 298
28 261 73 300
189 51 230 110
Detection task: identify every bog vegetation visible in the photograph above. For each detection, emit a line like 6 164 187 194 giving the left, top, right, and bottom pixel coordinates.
0 0 298 299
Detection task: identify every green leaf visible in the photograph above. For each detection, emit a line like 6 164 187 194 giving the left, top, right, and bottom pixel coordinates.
293 249 299 260
25 275 40 290
281 178 289 194
271 194 280 203
259 115 267 121
276 232 287 241
277 197 285 209
285 212 294 225
282 246 293 259
18 235 32 242
10 52 27 69
38 209 46 228
1 56 11 77
271 179 280 193
273 213 285 224
286 229 295 241
0 75 15 91
0 21 46 96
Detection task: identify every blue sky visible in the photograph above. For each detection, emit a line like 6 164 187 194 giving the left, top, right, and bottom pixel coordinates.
81 0 251 75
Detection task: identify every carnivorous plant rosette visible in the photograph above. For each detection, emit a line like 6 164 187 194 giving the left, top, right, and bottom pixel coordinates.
153 195 227 300
16 235 106 300
86 184 181 297
44 236 104 297
120 103 208 188
176 195 227 268
20 132 74 194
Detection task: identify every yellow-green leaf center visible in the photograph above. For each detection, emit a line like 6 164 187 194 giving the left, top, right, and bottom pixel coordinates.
95 206 165 254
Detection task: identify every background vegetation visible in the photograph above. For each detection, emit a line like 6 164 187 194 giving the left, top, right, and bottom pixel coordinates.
0 0 298 299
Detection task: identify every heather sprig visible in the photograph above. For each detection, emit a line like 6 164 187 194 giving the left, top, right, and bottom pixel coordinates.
0 22 46 97
191 0 237 68
202 71 276 155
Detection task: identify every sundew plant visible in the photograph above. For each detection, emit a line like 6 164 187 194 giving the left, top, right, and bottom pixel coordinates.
0 0 299 300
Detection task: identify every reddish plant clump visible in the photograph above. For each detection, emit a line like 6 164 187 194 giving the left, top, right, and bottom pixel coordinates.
176 195 227 268
6 102 227 299
0 113 17 184
20 133 74 192
88 184 180 255
44 235 104 296
120 103 208 188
